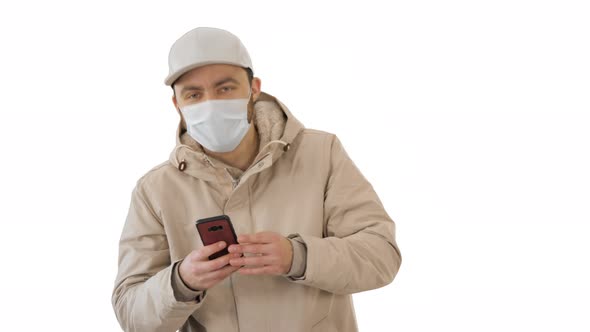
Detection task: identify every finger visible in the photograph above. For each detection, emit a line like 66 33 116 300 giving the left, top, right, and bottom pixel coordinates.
238 232 277 244
238 265 281 275
200 252 243 272
237 234 253 244
229 254 277 268
229 243 272 255
195 241 227 261
201 253 232 272
201 263 242 282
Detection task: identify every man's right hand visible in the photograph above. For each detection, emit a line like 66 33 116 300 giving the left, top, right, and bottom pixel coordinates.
178 241 242 291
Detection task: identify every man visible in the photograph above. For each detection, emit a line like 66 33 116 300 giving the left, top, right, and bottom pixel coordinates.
112 27 402 332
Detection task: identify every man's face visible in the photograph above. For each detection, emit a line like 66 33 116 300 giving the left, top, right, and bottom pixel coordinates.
172 64 260 110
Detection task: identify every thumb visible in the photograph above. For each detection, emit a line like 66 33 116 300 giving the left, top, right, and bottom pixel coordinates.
196 241 227 261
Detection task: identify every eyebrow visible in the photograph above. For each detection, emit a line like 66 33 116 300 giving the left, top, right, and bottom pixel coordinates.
179 77 241 95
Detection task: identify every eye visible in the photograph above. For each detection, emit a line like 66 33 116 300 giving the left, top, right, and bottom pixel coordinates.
220 86 234 93
187 93 200 99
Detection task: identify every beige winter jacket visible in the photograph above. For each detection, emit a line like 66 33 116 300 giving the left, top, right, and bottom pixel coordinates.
112 92 402 332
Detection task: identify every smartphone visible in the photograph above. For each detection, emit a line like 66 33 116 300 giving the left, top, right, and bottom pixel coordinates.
196 214 239 260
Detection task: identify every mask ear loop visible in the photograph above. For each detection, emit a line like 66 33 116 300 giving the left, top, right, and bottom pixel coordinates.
175 106 188 132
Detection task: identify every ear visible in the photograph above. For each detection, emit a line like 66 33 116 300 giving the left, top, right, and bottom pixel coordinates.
172 94 187 129
172 94 179 111
172 94 183 116
247 77 261 124
251 77 262 102
247 96 255 124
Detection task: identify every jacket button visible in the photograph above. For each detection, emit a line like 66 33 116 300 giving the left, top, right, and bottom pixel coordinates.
178 160 186 172
283 143 291 152
258 162 264 168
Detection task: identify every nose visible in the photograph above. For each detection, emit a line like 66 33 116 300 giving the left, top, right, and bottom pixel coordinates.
199 91 214 103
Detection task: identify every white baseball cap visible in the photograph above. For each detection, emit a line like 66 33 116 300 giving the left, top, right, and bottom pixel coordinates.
164 27 253 86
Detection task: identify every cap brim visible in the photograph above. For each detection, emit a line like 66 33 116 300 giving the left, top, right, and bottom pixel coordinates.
164 61 251 86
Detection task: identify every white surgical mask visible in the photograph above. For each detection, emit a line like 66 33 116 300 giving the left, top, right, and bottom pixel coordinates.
180 90 252 153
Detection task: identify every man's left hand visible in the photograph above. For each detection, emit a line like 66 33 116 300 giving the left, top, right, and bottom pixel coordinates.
228 232 293 275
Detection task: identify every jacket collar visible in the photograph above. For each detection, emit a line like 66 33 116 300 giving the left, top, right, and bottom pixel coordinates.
168 92 305 181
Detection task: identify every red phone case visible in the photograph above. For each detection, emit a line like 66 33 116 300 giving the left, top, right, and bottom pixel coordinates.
196 215 238 260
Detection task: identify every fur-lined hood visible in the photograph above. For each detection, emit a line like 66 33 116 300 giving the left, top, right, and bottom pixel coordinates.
168 92 305 181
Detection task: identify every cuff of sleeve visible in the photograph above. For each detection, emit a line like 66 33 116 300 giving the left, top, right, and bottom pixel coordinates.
171 259 207 303
284 235 308 280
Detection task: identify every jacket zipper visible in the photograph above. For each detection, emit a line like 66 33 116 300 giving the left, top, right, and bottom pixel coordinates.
206 153 272 191
226 168 240 189
203 156 236 193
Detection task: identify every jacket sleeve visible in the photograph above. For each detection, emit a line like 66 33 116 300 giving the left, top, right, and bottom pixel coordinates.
111 181 206 332
286 134 402 295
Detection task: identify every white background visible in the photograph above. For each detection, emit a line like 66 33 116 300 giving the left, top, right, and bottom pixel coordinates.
0 1 588 331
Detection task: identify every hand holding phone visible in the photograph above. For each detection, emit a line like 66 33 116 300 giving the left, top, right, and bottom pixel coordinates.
176 215 241 291
177 241 241 291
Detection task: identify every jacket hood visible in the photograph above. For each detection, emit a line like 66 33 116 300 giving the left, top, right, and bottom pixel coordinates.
168 92 305 181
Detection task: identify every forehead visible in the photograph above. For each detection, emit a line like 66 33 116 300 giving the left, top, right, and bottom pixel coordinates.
174 63 246 87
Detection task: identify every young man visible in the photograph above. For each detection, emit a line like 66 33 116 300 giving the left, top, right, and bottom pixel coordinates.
112 27 402 332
